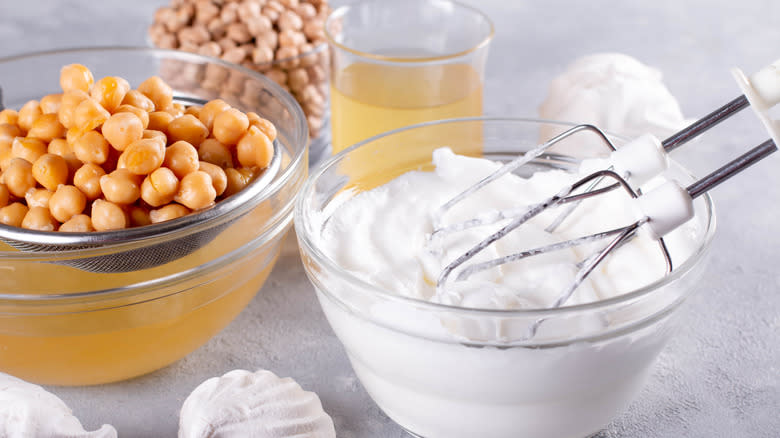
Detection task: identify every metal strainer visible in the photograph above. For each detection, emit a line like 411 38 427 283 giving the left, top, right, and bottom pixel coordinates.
0 93 282 274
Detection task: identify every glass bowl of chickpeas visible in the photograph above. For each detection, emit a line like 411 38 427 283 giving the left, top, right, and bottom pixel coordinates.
0 47 308 386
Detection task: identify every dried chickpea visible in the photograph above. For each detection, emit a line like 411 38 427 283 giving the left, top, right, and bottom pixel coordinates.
18 100 42 133
21 206 58 231
59 214 94 232
198 99 231 131
11 137 47 165
236 125 273 168
148 110 175 133
0 109 18 125
198 161 227 196
32 153 68 191
138 76 174 111
120 90 152 111
128 206 152 227
0 202 28 227
141 166 179 207
91 76 131 113
212 108 249 145
91 199 127 231
224 166 255 197
167 114 209 145
39 93 63 115
247 112 277 141
27 113 66 142
0 123 21 143
115 104 151 129
119 138 165 175
58 90 90 129
73 163 106 200
164 140 200 178
150 203 190 223
198 138 233 168
0 184 9 207
25 188 53 209
102 112 144 151
100 168 142 204
49 185 87 223
60 64 94 93
174 170 216 210
48 138 81 175
72 130 110 165
73 98 111 132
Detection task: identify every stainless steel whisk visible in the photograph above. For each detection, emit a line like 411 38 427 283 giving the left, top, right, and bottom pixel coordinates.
433 59 780 338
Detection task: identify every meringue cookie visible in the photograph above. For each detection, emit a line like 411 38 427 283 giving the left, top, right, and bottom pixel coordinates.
539 53 689 156
0 372 117 438
179 369 336 438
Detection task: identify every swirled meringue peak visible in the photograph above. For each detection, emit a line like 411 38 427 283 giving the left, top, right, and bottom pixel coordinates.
0 372 117 438
179 369 336 438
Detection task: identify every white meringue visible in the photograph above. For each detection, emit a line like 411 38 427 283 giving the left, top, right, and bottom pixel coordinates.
178 369 336 438
539 53 689 156
0 372 117 438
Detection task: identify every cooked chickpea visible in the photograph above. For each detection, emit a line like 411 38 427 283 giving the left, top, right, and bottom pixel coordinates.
11 137 47 164
59 214 94 232
212 108 249 145
32 153 69 191
247 112 278 141
164 140 200 178
47 138 81 175
49 184 87 223
121 90 156 112
148 110 175 133
39 93 63 114
73 98 111 132
198 138 233 168
142 129 168 146
198 99 231 131
99 168 142 204
163 103 186 118
224 166 255 197
21 206 58 231
0 109 18 125
91 199 127 231
119 138 165 175
138 76 174 111
167 114 209 146
91 76 130 113
115 104 151 129
27 113 66 142
0 141 12 171
174 170 216 210
141 166 179 207
184 106 201 118
102 112 144 151
24 188 53 209
0 184 10 208
198 161 227 196
128 205 152 227
18 100 42 133
236 125 273 168
58 90 90 129
149 203 190 223
73 162 106 200
0 123 21 143
72 130 110 164
60 64 94 93
3 158 36 198
0 202 29 227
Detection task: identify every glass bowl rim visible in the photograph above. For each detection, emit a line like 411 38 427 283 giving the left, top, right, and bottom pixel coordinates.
294 116 718 318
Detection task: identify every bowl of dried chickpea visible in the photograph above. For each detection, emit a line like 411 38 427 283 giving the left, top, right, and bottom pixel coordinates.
0 47 308 386
149 0 332 164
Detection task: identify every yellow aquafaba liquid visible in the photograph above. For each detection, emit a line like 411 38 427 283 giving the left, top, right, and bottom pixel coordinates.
330 62 484 153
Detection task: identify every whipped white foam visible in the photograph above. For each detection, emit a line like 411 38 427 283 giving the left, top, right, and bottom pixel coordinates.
0 372 117 438
539 53 689 155
178 369 335 438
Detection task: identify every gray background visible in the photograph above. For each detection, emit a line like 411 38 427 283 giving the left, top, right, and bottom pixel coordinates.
1 1 779 437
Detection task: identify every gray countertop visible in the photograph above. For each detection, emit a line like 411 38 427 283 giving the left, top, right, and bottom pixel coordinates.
1 1 779 437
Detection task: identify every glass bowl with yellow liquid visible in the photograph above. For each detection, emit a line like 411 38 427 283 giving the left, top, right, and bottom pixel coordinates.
0 48 308 386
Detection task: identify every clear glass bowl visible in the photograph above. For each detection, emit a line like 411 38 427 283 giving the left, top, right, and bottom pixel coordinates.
295 118 716 438
0 47 308 386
